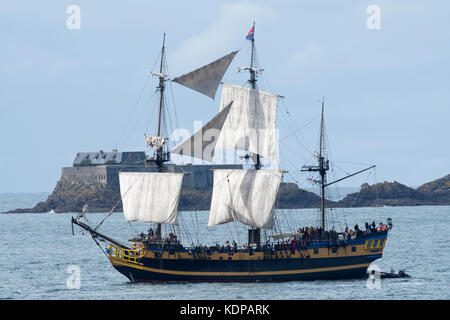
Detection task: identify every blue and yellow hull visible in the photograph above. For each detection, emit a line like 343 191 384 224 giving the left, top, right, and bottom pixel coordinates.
108 232 388 282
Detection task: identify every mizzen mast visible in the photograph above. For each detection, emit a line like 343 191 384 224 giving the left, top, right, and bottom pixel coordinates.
302 98 329 230
301 99 377 231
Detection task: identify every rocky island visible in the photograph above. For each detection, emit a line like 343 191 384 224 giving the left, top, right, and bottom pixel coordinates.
339 174 450 207
5 150 450 213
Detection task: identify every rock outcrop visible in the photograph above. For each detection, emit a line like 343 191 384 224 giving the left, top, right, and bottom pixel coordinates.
339 175 450 207
7 174 450 213
6 179 327 213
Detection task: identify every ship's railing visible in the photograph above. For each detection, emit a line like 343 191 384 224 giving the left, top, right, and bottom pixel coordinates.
108 243 145 263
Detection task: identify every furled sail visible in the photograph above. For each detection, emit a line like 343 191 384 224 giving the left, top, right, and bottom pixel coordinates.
172 51 238 99
171 102 233 162
214 83 279 164
145 134 166 150
119 172 184 224
208 169 283 229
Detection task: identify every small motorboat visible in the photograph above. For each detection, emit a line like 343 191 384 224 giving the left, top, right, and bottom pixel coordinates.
367 268 411 279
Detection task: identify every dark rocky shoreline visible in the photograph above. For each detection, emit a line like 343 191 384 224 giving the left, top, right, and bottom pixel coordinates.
338 175 450 207
6 174 450 213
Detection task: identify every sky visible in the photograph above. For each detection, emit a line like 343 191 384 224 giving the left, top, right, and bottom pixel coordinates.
1 0 449 193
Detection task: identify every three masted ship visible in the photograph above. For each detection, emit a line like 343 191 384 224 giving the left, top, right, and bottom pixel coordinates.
72 25 391 282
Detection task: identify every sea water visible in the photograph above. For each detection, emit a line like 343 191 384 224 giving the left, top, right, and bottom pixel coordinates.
0 193 449 300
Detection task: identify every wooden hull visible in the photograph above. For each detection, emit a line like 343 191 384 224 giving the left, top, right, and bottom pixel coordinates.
109 232 388 283
112 258 373 283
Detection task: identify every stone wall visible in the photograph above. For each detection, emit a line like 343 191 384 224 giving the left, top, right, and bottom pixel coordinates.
61 163 243 191
62 166 108 184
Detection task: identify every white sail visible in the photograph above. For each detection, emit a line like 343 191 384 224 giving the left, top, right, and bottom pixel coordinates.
214 83 279 164
208 169 283 229
172 51 238 99
119 172 184 224
171 102 233 162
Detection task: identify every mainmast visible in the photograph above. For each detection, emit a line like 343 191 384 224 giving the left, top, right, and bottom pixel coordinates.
248 22 261 170
171 25 281 243
248 22 257 89
241 22 261 169
206 25 282 238
247 22 262 245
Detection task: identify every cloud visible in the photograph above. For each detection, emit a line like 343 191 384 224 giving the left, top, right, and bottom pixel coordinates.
169 1 277 75
289 44 323 68
275 44 323 82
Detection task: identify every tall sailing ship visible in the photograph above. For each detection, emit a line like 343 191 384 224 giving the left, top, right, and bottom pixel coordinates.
72 24 392 282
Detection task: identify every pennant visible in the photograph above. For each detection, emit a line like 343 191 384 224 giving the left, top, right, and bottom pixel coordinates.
246 26 254 41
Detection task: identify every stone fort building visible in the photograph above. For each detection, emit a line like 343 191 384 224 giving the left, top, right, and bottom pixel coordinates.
61 149 242 191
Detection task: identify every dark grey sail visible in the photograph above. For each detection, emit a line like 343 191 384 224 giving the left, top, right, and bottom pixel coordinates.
172 51 238 99
171 102 233 162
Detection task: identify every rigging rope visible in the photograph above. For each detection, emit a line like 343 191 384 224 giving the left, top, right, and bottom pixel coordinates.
116 75 152 149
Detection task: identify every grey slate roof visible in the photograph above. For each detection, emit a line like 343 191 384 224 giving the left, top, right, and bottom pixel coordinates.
73 150 146 166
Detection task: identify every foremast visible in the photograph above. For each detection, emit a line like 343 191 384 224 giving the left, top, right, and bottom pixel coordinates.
148 33 170 169
147 33 171 238
142 33 239 241
156 33 168 167
73 33 239 250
